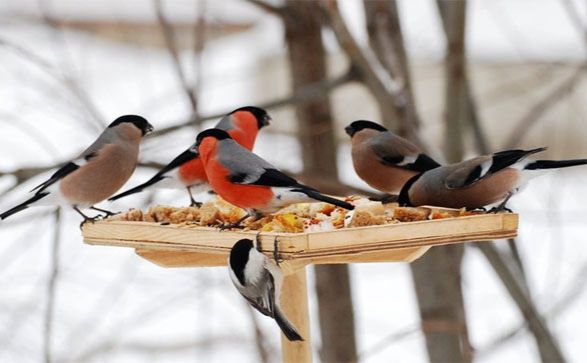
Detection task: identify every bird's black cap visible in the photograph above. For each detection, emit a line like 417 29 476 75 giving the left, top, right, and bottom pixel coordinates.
230 106 271 129
195 128 232 147
109 115 154 136
229 238 254 285
345 120 387 137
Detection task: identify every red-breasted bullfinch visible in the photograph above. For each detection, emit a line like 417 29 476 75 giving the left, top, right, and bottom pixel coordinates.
345 120 440 195
109 106 271 206
229 238 303 341
398 147 587 211
195 129 354 226
0 115 153 222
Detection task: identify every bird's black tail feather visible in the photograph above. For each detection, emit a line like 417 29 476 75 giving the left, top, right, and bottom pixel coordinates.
274 307 304 341
0 192 49 220
294 188 355 210
525 159 587 170
108 175 164 201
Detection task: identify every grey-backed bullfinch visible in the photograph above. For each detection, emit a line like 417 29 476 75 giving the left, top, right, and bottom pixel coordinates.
229 237 303 341
109 106 271 207
398 147 587 211
195 128 354 228
0 115 153 222
345 120 440 195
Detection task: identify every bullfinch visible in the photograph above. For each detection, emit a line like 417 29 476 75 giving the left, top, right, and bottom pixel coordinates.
195 128 354 227
229 237 303 341
345 120 440 195
109 106 271 206
0 115 153 222
398 147 587 211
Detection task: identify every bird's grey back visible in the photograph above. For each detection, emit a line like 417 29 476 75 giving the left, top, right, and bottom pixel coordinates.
370 131 420 160
215 114 235 131
218 139 275 180
77 127 119 160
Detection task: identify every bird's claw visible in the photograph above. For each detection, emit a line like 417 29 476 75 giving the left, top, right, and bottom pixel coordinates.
273 236 280 266
218 222 245 231
488 206 513 214
190 201 203 208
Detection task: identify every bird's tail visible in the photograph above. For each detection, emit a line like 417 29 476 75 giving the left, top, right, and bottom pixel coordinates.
108 175 164 201
525 159 587 170
293 188 355 210
0 192 49 220
274 306 304 341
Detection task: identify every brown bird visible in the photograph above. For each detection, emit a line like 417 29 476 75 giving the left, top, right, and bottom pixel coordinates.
345 120 440 196
398 147 587 211
0 115 153 222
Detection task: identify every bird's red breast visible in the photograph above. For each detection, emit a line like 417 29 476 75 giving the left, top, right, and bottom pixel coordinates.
198 138 273 210
228 111 259 150
178 158 208 185
177 111 261 186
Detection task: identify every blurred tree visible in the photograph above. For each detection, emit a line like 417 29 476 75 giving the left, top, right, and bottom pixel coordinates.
283 1 358 362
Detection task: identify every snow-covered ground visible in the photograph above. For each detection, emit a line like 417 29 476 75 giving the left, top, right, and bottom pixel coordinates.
1 0 587 362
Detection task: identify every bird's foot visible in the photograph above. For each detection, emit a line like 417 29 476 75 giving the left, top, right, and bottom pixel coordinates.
218 221 245 231
79 215 100 229
488 206 513 214
368 194 398 204
273 236 280 266
190 200 203 208
90 206 119 218
469 207 487 213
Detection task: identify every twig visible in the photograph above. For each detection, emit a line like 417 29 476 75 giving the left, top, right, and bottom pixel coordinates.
246 304 270 363
154 0 198 115
321 0 406 133
503 66 585 149
357 325 419 359
475 242 566 362
149 68 356 139
247 0 287 17
43 208 61 363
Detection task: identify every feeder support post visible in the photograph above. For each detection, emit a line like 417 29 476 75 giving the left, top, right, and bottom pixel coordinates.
281 266 312 363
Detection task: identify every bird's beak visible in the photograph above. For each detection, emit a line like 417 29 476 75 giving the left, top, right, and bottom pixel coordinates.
262 115 271 127
145 124 154 135
344 125 354 137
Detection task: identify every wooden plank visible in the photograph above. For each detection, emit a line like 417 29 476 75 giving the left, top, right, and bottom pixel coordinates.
281 268 312 363
82 212 518 268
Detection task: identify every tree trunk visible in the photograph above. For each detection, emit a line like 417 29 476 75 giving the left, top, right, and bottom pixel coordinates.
284 2 358 362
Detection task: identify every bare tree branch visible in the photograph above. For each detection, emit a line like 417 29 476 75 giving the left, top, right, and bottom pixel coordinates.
475 242 566 362
503 65 585 149
149 68 356 138
154 0 198 116
43 209 61 363
321 0 407 132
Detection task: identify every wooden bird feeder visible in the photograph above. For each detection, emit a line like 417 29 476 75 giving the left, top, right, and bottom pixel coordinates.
81 208 518 363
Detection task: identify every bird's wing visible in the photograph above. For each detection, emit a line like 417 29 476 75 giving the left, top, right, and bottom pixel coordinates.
153 147 199 178
30 162 79 194
218 141 300 187
370 132 440 172
242 269 276 317
31 128 119 194
445 148 546 189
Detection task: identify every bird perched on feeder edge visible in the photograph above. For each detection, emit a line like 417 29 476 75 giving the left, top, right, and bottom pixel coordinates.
398 147 587 211
228 237 303 341
345 120 440 200
0 115 154 223
195 128 355 228
109 106 271 207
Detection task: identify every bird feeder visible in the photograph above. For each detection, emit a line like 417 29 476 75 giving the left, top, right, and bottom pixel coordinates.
81 208 518 363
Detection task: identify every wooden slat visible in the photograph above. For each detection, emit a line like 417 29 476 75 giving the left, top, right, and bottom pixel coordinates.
81 212 518 269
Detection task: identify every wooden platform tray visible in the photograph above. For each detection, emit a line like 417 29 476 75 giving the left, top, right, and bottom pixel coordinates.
82 211 518 274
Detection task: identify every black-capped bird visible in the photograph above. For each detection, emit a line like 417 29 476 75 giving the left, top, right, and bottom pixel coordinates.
195 128 354 227
0 115 153 222
398 147 587 211
109 106 271 206
228 238 303 341
345 120 440 196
